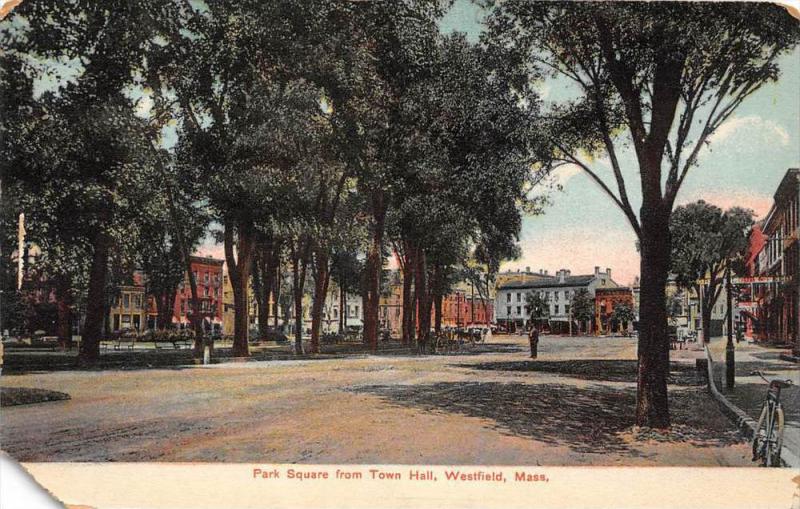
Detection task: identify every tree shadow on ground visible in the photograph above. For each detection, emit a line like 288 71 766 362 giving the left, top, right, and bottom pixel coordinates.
748 351 788 362
354 382 635 453
432 342 526 356
453 359 702 386
351 382 743 455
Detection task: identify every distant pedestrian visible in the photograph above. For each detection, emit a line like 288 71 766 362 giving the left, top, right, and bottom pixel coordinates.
528 325 539 359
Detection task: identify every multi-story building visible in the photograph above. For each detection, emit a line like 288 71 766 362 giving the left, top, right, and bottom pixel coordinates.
495 266 618 333
441 289 493 327
174 255 224 332
753 168 799 349
108 285 147 333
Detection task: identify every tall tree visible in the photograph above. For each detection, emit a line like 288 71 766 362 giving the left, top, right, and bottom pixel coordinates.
670 201 754 342
570 289 595 335
526 292 550 329
486 1 800 427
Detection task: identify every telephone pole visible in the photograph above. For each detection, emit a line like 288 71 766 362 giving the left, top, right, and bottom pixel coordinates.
725 260 735 389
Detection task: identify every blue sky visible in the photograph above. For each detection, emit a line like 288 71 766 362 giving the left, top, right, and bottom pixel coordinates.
440 0 800 286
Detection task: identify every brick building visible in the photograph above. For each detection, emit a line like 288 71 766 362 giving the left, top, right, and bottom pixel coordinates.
752 168 799 349
173 255 224 332
594 287 635 335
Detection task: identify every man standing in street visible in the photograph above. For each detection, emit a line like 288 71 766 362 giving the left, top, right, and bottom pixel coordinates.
528 325 539 359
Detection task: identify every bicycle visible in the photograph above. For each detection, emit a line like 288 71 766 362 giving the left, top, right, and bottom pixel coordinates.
751 370 793 467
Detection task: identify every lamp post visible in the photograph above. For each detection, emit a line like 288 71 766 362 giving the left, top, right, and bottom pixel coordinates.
725 260 735 389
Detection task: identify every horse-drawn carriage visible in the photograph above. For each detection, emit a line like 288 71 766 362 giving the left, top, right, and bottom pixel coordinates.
431 327 487 353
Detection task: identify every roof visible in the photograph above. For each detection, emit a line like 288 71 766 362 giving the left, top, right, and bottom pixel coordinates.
499 274 596 290
596 286 632 293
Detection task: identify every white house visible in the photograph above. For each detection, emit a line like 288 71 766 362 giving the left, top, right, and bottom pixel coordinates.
495 266 618 332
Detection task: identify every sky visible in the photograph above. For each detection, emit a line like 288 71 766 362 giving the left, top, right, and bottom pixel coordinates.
439 0 800 286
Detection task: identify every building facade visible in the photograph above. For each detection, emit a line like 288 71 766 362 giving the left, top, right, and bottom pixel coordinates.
594 287 634 335
441 289 493 328
174 255 224 332
751 169 799 349
495 266 618 333
108 285 147 333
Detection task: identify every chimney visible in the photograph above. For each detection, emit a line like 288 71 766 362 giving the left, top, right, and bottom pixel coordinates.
539 269 543 275
594 266 600 277
606 268 612 279
525 266 530 273
544 270 548 276
558 269 566 283
634 276 640 286
565 269 571 277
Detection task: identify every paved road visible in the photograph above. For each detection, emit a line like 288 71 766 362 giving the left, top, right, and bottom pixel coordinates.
1 334 751 465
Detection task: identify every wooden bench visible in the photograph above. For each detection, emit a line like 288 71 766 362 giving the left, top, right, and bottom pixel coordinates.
113 336 136 350
153 338 192 350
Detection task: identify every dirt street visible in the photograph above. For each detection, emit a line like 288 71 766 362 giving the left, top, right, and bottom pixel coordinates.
1 335 751 465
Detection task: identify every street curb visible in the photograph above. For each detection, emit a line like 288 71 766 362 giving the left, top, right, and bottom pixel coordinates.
704 345 799 468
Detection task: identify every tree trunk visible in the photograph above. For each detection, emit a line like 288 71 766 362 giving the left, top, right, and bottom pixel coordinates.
252 247 271 341
339 284 345 334
434 293 443 335
361 262 371 346
225 220 255 357
79 226 111 363
401 247 415 346
180 250 202 357
310 248 330 354
636 206 672 428
291 244 307 355
55 277 72 348
433 264 443 334
156 288 176 330
273 252 281 331
415 248 431 353
363 193 386 351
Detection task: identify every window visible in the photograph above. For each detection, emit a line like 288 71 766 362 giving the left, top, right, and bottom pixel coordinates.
555 304 560 314
334 309 338 318
516 293 521 302
354 305 359 316
506 306 511 315
555 292 560 301
565 304 570 314
123 294 130 309
516 306 521 315
506 293 511 302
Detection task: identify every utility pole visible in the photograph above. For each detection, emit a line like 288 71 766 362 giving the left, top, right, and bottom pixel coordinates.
470 281 475 326
725 260 735 389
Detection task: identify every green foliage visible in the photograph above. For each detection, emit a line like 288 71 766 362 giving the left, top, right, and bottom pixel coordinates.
611 302 636 326
670 201 755 289
525 292 550 323
570 289 595 323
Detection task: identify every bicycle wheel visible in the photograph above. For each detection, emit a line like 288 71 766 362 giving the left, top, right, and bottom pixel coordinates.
768 406 785 467
752 403 769 465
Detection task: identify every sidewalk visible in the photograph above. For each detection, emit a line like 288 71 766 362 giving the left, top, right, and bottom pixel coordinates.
708 339 800 462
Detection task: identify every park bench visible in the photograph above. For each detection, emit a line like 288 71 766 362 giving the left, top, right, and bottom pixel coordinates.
112 335 136 351
152 332 192 350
